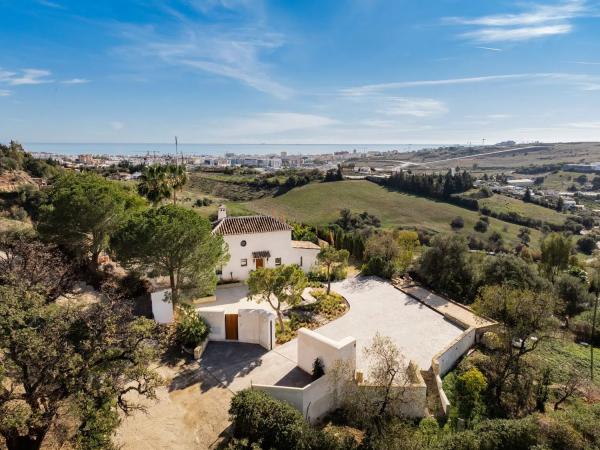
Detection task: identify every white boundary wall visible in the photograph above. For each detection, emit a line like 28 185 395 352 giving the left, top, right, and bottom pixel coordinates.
297 328 356 374
432 327 476 376
198 309 226 341
238 308 276 350
151 289 173 324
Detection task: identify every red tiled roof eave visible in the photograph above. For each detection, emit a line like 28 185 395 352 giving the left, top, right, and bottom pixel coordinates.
213 215 292 236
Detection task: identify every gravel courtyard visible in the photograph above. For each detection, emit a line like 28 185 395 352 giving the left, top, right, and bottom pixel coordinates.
320 277 464 373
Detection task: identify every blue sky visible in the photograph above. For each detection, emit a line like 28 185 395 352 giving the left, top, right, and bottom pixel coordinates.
1 0 600 144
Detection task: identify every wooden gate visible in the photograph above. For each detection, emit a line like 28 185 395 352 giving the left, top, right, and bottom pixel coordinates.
225 314 239 340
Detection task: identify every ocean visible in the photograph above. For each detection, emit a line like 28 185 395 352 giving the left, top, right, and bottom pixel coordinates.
23 142 446 157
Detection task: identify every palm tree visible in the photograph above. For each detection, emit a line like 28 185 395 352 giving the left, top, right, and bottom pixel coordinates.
165 164 188 205
138 164 172 206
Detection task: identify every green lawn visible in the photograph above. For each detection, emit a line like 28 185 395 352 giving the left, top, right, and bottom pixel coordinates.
246 180 543 248
479 194 569 227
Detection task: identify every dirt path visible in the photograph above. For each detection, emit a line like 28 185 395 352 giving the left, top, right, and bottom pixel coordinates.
114 359 233 450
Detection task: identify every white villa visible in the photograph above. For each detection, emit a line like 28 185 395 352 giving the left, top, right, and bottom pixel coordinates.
212 205 320 281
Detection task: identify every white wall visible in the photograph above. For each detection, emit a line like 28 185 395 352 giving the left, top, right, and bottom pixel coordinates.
219 230 317 281
151 289 173 324
238 309 275 350
253 372 336 423
432 328 476 376
292 247 319 273
198 309 226 341
297 328 356 375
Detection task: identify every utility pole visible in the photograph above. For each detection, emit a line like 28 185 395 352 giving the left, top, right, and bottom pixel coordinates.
592 288 598 381
175 136 178 167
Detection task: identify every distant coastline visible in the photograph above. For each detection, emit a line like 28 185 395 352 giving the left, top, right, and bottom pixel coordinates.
23 142 448 157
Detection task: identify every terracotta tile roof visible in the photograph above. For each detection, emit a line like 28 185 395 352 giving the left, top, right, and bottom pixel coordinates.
213 215 292 236
252 250 271 258
291 240 321 250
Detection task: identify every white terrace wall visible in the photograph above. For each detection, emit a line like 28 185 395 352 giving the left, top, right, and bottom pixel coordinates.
238 308 276 350
254 366 341 424
297 328 357 374
432 327 476 376
254 328 357 423
151 289 173 324
198 309 226 341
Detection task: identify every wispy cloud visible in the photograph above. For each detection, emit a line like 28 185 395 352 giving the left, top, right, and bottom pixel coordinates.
222 112 337 137
378 97 447 117
110 121 125 130
36 0 65 9
569 61 600 65
0 69 53 85
0 90 11 97
114 1 291 99
61 78 90 84
464 24 572 42
446 0 588 43
566 121 600 128
476 46 503 52
341 72 600 96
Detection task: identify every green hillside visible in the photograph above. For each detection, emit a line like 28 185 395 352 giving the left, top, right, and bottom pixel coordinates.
478 193 569 227
246 180 543 248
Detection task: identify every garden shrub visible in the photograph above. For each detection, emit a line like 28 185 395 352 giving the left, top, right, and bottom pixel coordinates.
312 357 324 380
576 235 596 255
229 389 340 450
474 220 488 233
175 305 210 348
451 216 465 229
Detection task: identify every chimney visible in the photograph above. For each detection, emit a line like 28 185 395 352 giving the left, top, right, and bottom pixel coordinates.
218 204 227 220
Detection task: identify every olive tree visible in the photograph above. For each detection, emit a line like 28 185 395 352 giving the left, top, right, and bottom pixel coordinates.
317 245 349 294
0 284 161 450
540 233 572 281
247 264 307 331
473 284 558 411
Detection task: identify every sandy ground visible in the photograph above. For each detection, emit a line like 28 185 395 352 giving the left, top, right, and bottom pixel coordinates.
114 359 233 450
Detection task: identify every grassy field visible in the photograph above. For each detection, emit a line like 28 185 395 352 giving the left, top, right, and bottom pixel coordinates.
533 332 600 388
478 194 569 227
540 170 592 191
246 180 543 248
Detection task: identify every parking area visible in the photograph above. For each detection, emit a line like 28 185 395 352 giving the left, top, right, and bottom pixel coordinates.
320 277 465 373
199 341 312 391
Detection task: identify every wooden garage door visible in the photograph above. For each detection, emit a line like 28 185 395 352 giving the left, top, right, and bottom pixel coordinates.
225 314 239 340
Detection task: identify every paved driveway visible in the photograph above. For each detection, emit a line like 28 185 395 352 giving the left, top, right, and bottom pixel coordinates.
320 277 464 373
199 341 311 391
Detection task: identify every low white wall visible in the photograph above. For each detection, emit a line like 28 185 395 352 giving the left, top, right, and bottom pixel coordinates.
301 375 333 422
238 309 276 350
198 309 226 341
151 289 173 324
253 384 304 412
435 374 450 415
297 328 356 375
430 327 477 418
253 373 335 423
432 327 476 376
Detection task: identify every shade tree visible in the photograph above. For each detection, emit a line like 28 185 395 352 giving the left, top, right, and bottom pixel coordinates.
38 172 145 268
111 204 228 304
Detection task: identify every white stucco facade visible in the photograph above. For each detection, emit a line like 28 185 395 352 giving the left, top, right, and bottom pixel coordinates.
214 208 320 282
